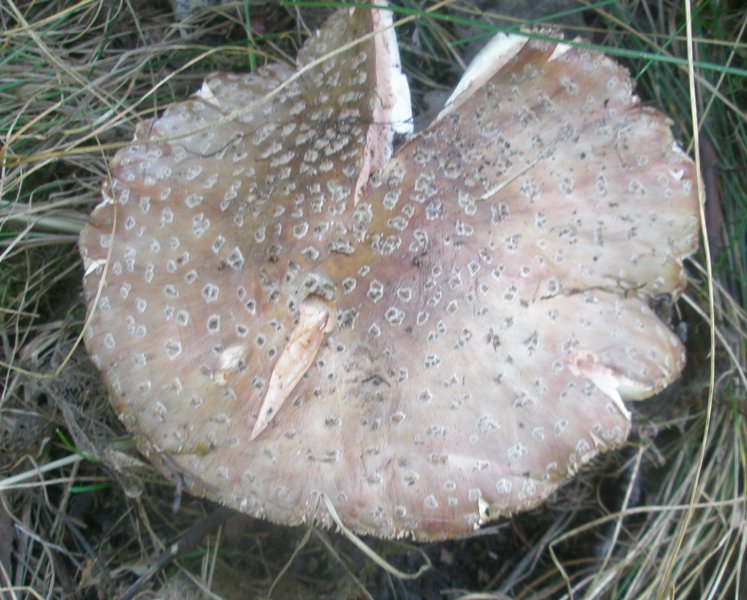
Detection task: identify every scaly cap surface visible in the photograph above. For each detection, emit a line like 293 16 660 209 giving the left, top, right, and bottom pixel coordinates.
80 5 698 540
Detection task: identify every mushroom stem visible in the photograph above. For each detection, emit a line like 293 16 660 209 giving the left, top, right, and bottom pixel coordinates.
250 296 335 440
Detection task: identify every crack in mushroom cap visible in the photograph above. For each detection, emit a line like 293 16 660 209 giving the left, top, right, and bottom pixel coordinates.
79 3 699 541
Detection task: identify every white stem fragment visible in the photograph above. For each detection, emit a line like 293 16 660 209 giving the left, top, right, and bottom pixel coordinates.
249 296 335 440
567 350 660 420
352 3 413 205
195 81 220 107
438 33 527 120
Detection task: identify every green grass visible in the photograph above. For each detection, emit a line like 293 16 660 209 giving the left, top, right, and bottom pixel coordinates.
0 1 744 598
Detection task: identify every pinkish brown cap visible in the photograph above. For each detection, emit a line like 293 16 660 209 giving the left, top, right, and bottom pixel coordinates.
80 3 699 541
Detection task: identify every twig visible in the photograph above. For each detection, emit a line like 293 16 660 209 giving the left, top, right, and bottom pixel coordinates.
117 504 233 600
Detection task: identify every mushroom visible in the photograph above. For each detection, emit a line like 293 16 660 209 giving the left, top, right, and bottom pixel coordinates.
79 2 699 541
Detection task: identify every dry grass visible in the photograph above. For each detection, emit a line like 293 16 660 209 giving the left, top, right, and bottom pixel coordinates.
1 0 745 598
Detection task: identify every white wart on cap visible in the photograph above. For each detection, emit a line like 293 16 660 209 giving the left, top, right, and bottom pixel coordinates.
80 2 699 541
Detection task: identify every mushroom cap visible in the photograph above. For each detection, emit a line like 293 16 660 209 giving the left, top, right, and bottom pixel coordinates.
79 3 699 541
